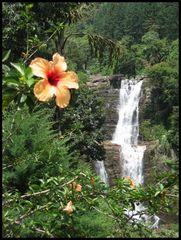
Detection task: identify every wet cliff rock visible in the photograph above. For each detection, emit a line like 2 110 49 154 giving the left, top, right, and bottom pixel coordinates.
87 74 123 140
87 74 124 185
138 76 154 126
103 141 122 186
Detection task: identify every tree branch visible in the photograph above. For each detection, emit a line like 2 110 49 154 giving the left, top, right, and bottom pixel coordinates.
20 173 86 199
14 203 51 225
92 206 117 220
61 32 85 52
33 227 55 237
101 196 123 231
3 173 87 207
23 29 59 64
21 189 51 199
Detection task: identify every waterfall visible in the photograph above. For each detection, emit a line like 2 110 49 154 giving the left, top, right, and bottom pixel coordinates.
112 79 145 185
111 78 159 228
95 160 109 184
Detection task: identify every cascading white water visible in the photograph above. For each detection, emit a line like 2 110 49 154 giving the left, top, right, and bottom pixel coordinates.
112 79 146 185
95 160 109 185
111 78 159 228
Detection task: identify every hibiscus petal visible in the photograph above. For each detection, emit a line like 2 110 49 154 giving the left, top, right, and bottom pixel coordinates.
34 79 53 101
63 201 73 214
30 58 50 78
58 71 79 89
75 184 82 192
52 53 67 72
55 87 71 108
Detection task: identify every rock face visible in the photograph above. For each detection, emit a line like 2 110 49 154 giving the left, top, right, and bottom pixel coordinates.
138 76 153 128
87 74 124 185
142 140 159 185
103 141 122 186
88 74 124 140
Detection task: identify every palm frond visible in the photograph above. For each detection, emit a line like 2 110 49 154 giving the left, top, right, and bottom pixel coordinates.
87 33 123 66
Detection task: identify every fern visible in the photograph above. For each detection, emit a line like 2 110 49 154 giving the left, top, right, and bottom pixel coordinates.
2 104 79 193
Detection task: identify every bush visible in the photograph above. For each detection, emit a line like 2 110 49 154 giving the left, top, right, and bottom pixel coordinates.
3 107 179 238
2 104 78 193
58 84 106 162
140 120 167 141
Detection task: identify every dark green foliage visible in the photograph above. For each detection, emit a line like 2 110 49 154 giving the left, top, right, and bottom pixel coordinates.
2 3 35 62
140 120 167 141
92 3 178 43
113 36 136 76
72 204 117 237
58 84 106 162
141 37 179 153
87 3 178 75
3 105 55 160
167 106 179 154
64 35 91 72
32 2 90 27
152 223 178 238
88 33 122 66
2 2 92 62
3 105 77 193
2 105 178 238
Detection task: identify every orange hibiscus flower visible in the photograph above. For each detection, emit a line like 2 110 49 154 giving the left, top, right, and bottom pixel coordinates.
29 53 79 108
124 176 135 188
69 181 82 192
63 201 73 214
69 181 77 189
75 184 82 192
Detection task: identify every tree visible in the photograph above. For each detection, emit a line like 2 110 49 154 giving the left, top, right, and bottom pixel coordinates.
2 3 92 61
92 2 178 44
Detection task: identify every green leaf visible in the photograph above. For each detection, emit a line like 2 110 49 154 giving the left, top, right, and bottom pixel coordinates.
23 200 33 207
29 184 40 192
39 43 47 49
2 50 11 62
5 82 19 89
24 67 33 79
2 64 11 73
164 159 174 166
3 76 20 85
53 179 59 185
39 179 45 185
20 94 27 103
159 184 164 191
154 191 160 197
26 78 35 87
10 63 25 76
25 3 33 9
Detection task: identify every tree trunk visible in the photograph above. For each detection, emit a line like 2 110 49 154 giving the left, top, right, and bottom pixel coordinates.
55 30 65 56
